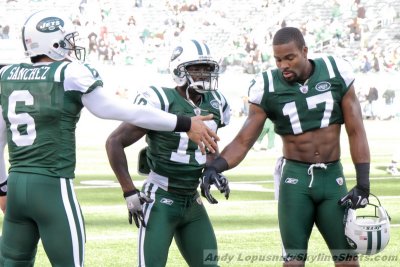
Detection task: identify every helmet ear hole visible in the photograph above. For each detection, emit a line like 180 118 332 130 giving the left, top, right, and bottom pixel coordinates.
59 40 66 48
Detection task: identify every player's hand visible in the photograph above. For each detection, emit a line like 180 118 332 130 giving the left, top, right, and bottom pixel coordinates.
0 180 7 214
124 190 154 228
200 167 230 204
214 173 230 200
0 196 6 214
187 114 219 155
338 185 369 209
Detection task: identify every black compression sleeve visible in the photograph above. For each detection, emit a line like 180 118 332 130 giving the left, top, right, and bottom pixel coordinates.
355 163 370 192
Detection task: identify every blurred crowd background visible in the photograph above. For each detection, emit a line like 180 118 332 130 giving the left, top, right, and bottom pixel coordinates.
1 0 399 118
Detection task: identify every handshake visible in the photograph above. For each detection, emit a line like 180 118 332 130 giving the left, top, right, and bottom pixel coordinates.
200 166 230 204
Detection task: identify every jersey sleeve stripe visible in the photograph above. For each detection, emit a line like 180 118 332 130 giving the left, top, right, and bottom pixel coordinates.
216 92 229 113
321 56 335 79
54 62 69 82
267 69 274 92
149 86 169 112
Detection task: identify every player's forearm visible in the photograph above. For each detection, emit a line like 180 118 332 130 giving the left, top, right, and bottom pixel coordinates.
348 132 370 164
82 88 191 132
348 132 370 191
105 139 136 192
220 143 250 170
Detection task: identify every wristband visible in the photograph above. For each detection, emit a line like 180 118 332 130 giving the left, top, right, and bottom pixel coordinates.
0 180 7 196
123 189 139 198
355 163 370 192
174 115 191 132
209 157 229 173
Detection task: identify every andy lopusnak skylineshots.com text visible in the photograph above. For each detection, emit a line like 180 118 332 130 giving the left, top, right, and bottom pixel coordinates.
203 250 399 264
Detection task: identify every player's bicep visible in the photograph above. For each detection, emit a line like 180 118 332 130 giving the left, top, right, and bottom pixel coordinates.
342 85 363 133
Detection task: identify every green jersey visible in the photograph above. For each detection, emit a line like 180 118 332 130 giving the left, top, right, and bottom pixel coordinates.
0 61 102 178
248 55 354 135
134 86 230 194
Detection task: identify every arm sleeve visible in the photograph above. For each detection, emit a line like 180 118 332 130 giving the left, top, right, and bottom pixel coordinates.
0 106 7 184
81 86 179 131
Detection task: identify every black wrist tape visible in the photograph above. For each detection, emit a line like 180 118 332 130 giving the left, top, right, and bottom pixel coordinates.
174 115 191 132
355 163 370 191
210 157 229 173
123 189 139 198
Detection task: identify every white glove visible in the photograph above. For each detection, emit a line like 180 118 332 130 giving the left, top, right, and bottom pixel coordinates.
124 190 153 228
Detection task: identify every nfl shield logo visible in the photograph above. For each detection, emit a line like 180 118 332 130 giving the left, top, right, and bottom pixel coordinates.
299 85 308 94
336 177 344 186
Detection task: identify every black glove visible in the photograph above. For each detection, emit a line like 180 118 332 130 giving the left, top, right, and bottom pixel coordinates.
338 185 369 209
214 173 230 200
339 163 370 209
0 180 7 196
124 189 154 228
200 167 230 204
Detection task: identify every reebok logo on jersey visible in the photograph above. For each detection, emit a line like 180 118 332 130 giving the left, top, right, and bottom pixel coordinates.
160 198 173 206
284 178 298 184
336 177 344 186
315 81 331 92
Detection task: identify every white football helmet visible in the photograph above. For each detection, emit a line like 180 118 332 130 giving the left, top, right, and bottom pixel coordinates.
344 194 390 255
169 39 219 93
22 10 85 61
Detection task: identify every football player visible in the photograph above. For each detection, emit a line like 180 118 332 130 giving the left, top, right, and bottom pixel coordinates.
0 10 219 266
106 39 230 267
386 150 399 175
202 27 370 267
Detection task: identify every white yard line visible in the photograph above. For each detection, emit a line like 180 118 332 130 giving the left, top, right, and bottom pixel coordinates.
86 225 400 241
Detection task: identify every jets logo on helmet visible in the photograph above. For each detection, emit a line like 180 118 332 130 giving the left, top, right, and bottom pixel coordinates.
344 193 391 255
36 17 64 32
171 46 183 62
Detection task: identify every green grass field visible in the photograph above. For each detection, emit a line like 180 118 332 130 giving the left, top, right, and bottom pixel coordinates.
0 114 399 266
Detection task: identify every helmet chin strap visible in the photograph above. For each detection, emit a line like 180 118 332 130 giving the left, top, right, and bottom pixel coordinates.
185 76 224 125
184 85 202 116
187 75 207 93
